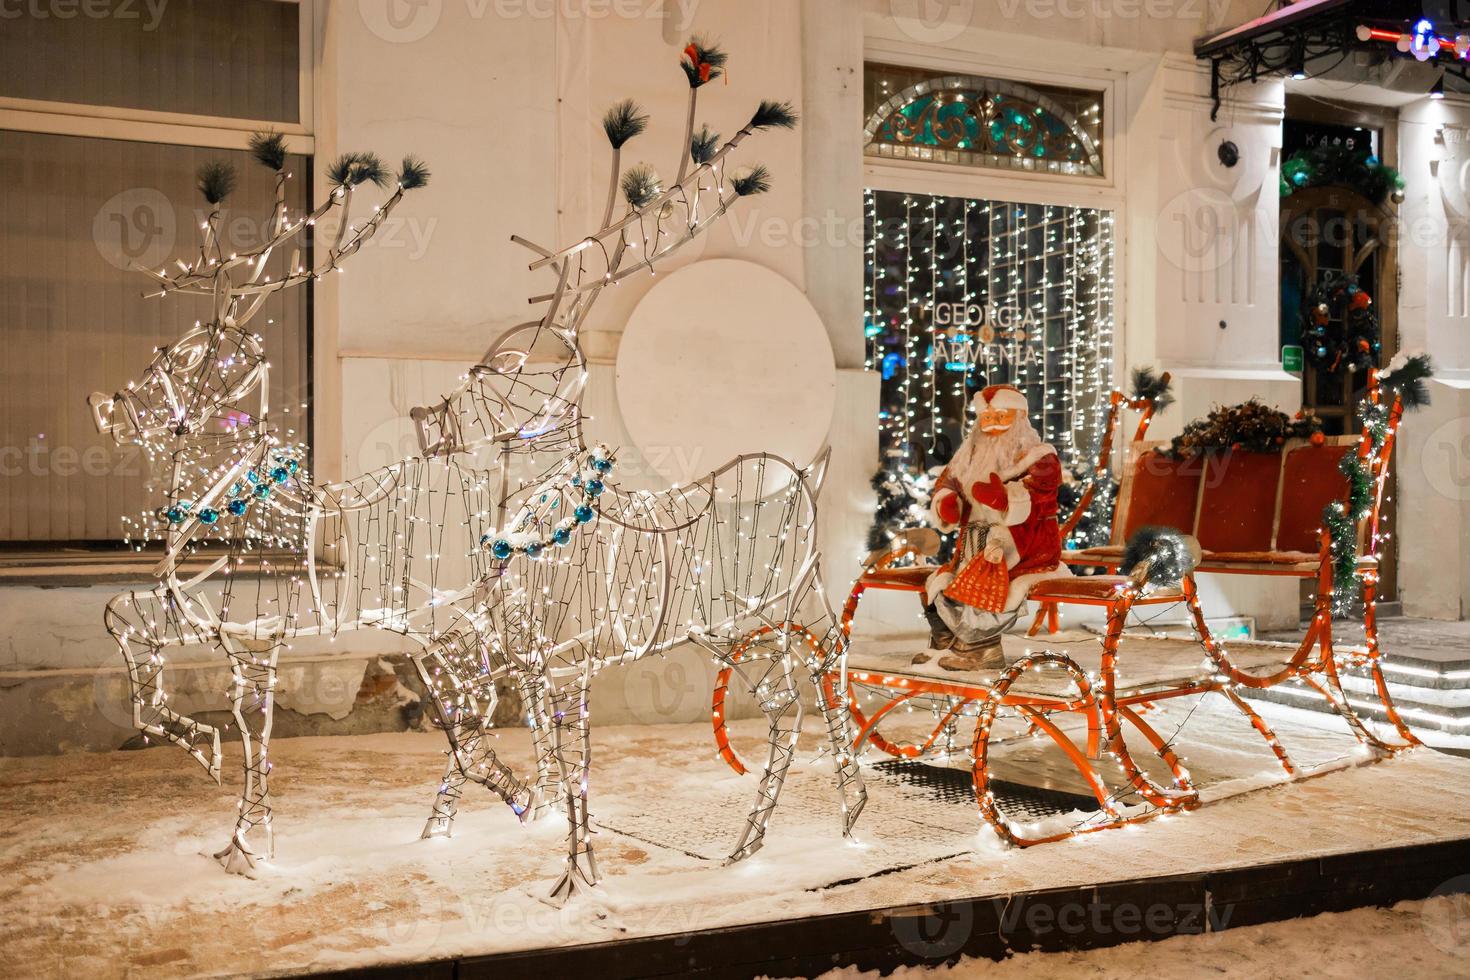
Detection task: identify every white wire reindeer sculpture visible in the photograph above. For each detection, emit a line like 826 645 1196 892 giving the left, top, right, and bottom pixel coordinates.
408 40 866 903
83 135 502 873
87 40 866 893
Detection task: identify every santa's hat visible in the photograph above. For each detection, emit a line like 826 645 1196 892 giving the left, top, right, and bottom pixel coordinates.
972 384 1028 412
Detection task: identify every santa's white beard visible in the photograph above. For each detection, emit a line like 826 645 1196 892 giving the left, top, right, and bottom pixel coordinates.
953 417 1042 481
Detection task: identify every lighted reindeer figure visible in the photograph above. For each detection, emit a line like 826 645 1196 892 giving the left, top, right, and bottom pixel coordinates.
83 135 503 873
408 41 867 903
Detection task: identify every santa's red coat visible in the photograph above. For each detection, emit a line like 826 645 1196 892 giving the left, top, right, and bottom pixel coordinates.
1004 452 1063 577
930 446 1064 610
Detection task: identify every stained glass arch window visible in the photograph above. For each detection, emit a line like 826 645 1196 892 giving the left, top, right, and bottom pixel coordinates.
865 65 1104 178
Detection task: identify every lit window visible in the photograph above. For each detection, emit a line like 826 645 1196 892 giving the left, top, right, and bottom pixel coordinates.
865 64 1104 178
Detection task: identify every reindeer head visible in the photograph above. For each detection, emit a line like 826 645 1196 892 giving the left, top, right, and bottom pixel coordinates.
89 324 267 445
412 321 587 457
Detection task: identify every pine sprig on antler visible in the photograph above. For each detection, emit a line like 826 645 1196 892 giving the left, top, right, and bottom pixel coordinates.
748 99 798 131
603 99 649 149
248 131 288 172
731 165 771 197
620 164 662 209
196 161 237 205
143 137 427 306
522 38 801 312
397 156 431 190
690 125 720 165
680 37 726 88
327 152 389 189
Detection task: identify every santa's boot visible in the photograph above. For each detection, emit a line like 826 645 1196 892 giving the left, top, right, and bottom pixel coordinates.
914 603 955 664
937 635 1006 672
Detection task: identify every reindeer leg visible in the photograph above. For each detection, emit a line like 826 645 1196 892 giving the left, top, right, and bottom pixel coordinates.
522 671 563 819
214 636 280 874
412 646 470 838
812 658 867 838
422 750 467 840
545 669 597 906
412 647 535 825
106 590 221 780
727 652 803 865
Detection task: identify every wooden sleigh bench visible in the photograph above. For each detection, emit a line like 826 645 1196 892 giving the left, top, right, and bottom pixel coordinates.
740 367 1424 848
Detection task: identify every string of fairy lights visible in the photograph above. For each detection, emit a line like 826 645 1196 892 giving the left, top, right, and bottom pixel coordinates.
863 188 1115 545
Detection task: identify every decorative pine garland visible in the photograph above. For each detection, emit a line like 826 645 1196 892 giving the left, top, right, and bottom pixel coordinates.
1280 143 1405 205
1163 399 1324 459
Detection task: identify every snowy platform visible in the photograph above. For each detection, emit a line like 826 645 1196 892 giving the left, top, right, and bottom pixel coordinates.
3 695 1470 977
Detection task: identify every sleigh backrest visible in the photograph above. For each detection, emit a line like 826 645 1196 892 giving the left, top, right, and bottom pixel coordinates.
1112 435 1360 557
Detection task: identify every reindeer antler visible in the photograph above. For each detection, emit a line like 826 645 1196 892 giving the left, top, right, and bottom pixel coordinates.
138 136 430 332
519 40 798 338
415 41 797 462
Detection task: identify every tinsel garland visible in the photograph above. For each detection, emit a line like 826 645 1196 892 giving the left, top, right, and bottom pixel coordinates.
1280 143 1405 205
1164 399 1324 459
1301 272 1380 373
1049 367 1173 563
1058 471 1117 550
1323 500 1360 608
1321 352 1434 612
867 461 937 553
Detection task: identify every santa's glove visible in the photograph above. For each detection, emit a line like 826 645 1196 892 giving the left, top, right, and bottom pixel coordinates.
934 489 963 527
971 474 1008 512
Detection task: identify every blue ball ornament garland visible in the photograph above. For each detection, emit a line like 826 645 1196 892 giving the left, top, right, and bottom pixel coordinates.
481 444 614 561
161 449 301 526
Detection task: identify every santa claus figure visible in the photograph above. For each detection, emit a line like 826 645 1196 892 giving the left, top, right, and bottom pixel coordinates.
922 384 1069 670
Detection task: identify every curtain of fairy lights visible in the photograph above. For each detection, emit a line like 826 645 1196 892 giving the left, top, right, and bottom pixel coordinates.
863 189 1115 546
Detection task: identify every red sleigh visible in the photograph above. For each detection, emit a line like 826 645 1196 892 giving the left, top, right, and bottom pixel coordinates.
712 370 1420 847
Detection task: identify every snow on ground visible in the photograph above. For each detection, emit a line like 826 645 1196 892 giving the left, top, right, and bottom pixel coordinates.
813 896 1470 979
1 690 1468 977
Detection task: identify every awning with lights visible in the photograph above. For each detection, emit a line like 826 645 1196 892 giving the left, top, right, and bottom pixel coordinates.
1195 0 1470 118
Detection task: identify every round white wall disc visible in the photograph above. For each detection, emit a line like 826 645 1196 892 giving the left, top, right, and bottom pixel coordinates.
615 259 837 488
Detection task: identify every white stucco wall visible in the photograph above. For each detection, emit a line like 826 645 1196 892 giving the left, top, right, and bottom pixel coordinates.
1392 96 1470 620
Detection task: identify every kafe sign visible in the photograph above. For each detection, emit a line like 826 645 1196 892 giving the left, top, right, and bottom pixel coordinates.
927 302 1043 370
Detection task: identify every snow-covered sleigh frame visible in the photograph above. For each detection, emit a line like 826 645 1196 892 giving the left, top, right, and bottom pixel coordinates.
729 363 1428 848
